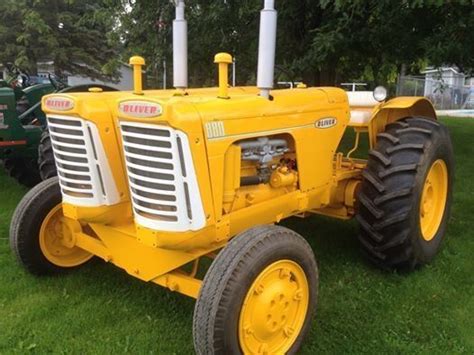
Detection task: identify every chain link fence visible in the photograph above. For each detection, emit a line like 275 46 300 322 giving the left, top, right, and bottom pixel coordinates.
397 76 474 110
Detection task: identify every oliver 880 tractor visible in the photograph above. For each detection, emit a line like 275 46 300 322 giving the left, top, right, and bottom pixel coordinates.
10 1 454 353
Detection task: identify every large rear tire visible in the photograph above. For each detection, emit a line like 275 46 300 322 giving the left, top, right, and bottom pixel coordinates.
38 130 57 180
193 225 319 355
356 117 454 271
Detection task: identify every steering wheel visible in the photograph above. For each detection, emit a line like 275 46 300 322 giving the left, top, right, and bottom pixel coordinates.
10 68 30 88
19 73 30 87
48 73 66 91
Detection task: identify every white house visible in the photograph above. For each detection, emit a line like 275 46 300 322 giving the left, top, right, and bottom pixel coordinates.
37 61 134 91
422 67 466 96
421 67 474 109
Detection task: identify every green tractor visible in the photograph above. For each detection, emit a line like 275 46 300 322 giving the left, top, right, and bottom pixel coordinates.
0 73 117 186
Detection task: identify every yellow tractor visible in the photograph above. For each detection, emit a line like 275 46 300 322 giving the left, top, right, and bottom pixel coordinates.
10 1 454 353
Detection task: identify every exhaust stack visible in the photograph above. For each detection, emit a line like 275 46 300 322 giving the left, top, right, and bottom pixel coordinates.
257 0 277 99
173 0 188 90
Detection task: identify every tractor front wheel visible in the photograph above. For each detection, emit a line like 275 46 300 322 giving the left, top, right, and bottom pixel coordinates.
356 117 454 271
193 225 318 355
9 177 93 275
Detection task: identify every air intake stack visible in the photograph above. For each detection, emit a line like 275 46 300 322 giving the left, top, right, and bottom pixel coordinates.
173 0 188 90
257 0 277 99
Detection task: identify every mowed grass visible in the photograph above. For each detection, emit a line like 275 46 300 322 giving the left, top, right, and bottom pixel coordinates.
0 118 473 354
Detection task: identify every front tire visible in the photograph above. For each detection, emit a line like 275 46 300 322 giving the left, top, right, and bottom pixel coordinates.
193 225 319 355
356 117 454 271
10 177 92 275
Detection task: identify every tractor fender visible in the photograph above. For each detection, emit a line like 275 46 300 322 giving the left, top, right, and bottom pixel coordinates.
377 96 436 119
368 97 437 147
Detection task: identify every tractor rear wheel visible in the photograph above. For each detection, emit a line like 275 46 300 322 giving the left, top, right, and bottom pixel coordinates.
9 177 93 275
356 117 454 271
193 225 318 355
2 156 41 187
38 130 57 180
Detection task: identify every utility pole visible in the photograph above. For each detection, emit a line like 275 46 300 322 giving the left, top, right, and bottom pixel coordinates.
232 57 236 87
163 60 167 89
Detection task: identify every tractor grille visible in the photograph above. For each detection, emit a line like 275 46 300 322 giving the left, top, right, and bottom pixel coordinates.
120 122 205 232
47 115 119 206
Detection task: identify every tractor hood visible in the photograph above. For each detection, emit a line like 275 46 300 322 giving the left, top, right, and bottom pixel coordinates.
42 86 348 136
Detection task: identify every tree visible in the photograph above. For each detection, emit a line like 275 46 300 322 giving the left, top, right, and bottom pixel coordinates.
276 0 474 86
422 1 474 75
0 0 121 80
117 0 474 88
118 0 261 87
116 0 174 87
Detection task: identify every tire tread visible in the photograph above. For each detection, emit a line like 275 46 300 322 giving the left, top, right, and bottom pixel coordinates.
356 116 453 271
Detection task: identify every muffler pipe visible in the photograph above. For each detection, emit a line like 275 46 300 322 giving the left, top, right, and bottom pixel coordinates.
173 0 188 90
257 0 277 99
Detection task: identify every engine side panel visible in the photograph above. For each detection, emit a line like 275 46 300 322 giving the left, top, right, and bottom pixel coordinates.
198 87 350 220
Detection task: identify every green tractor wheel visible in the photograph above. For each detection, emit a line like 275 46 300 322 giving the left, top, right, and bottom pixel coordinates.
38 130 57 180
2 157 41 187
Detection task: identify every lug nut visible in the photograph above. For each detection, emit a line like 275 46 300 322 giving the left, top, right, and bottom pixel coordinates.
279 268 290 279
284 326 294 337
254 284 264 295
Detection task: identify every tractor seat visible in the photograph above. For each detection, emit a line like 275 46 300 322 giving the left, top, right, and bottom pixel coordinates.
347 91 378 107
346 91 377 127
349 110 372 126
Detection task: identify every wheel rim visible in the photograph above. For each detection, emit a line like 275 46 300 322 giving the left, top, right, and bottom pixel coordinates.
39 204 92 267
420 159 448 241
239 260 309 354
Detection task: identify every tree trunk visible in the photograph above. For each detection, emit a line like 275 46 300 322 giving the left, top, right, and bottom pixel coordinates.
318 63 337 86
26 48 38 76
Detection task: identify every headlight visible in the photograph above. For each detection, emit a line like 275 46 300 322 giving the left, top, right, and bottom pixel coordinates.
373 86 388 102
17 75 23 85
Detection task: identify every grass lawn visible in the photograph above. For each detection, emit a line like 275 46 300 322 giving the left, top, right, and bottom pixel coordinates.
0 117 473 354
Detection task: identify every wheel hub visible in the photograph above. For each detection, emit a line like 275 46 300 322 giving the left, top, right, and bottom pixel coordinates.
39 204 92 267
420 159 448 241
239 260 309 354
